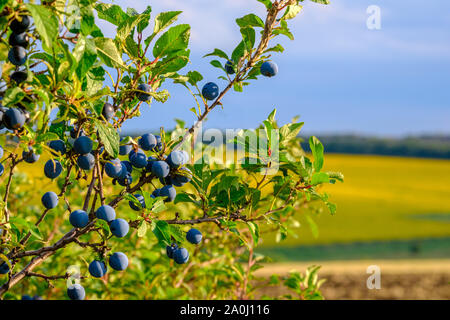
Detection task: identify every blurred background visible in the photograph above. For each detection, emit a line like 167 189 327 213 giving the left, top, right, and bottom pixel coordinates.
92 0 450 299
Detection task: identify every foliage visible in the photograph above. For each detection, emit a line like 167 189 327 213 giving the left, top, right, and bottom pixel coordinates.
0 0 340 300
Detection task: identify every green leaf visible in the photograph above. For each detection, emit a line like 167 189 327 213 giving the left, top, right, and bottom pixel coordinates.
95 3 129 26
240 27 256 51
309 136 324 172
247 221 260 246
152 220 171 245
264 44 285 53
94 38 125 69
145 11 182 46
282 5 303 20
231 41 246 64
273 20 294 40
280 122 304 142
187 71 203 86
305 215 319 238
117 14 150 41
153 24 190 59
256 0 273 9
35 132 60 144
137 221 148 237
96 121 120 158
310 0 330 5
311 172 329 185
203 48 229 60
236 14 265 28
25 4 59 49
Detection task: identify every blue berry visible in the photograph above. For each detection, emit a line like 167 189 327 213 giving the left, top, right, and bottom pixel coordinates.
41 191 58 209
160 185 176 202
73 136 93 155
138 133 157 151
202 82 219 101
137 83 152 101
109 252 128 271
95 205 116 222
130 152 147 168
151 161 170 179
48 140 66 156
260 61 278 77
77 153 95 171
110 218 129 238
22 148 40 163
105 159 123 178
186 228 203 244
44 159 63 179
69 210 89 228
67 284 85 300
173 248 189 264
89 260 107 278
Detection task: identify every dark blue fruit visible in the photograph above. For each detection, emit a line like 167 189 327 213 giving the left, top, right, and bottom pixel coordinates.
95 205 116 222
67 284 85 300
8 46 27 66
138 133 157 151
151 161 170 179
225 60 235 74
21 295 33 300
260 61 278 77
130 152 147 168
202 82 219 101
102 102 115 121
77 153 95 171
152 189 161 198
109 252 128 271
48 140 66 156
166 243 178 259
166 151 186 169
137 83 152 101
129 194 145 211
153 135 163 152
173 167 192 185
121 161 133 174
10 16 31 33
9 32 29 48
41 191 58 209
22 148 40 163
119 143 132 156
0 146 3 159
110 218 129 238
0 163 4 177
73 136 93 155
117 173 132 186
173 248 189 264
4 108 26 130
105 159 123 178
128 148 145 161
159 175 174 186
10 70 28 84
186 228 203 244
0 261 10 274
88 260 107 278
145 156 156 172
69 210 89 228
160 185 176 202
44 159 63 179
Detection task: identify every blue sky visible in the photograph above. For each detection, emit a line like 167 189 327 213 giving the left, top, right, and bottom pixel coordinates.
102 0 450 137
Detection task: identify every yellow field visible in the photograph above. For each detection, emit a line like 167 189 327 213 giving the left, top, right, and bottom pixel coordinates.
263 154 450 246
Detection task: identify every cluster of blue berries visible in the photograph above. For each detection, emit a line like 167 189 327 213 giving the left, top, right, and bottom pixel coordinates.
0 16 32 131
166 228 203 265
